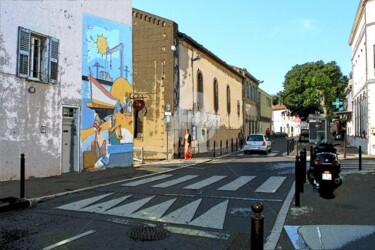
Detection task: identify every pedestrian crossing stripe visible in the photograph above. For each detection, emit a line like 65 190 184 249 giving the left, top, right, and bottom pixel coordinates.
255 176 287 193
152 175 198 188
218 176 255 191
122 174 172 187
184 176 227 189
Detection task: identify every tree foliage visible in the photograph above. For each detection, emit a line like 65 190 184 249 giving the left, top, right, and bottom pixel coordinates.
279 61 348 120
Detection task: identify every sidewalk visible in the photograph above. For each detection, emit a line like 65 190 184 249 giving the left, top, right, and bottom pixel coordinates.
277 143 375 249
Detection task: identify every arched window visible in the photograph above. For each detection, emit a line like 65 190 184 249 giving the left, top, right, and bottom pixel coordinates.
227 85 231 114
197 71 204 111
237 100 240 117
213 78 219 113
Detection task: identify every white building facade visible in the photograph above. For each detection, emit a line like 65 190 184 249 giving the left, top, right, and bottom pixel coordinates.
0 0 133 181
272 104 301 137
347 0 375 155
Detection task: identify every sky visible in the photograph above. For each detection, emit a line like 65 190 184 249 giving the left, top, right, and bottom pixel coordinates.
132 0 360 95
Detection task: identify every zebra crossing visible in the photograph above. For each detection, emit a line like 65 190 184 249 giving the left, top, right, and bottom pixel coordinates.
56 174 288 231
121 174 286 192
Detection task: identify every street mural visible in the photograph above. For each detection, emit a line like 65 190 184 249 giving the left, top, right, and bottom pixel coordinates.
81 14 132 169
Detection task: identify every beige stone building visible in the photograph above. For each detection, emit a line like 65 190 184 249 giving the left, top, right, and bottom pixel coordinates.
133 9 246 160
233 67 261 137
258 88 273 134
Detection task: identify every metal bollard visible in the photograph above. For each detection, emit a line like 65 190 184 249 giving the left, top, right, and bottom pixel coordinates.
213 141 216 157
359 146 362 171
220 140 222 155
299 150 305 193
251 201 264 250
287 140 290 155
295 155 300 207
303 148 307 184
20 154 25 198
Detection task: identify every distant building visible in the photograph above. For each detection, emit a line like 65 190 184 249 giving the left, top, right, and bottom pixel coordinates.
232 67 261 137
347 0 375 155
0 0 133 181
259 89 273 134
272 104 301 137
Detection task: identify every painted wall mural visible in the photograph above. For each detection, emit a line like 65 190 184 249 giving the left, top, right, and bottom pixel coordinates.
82 14 133 169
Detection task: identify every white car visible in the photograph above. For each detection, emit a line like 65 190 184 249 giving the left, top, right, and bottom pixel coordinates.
243 134 272 154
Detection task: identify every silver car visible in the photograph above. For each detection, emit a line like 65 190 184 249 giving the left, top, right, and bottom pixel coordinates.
243 134 272 154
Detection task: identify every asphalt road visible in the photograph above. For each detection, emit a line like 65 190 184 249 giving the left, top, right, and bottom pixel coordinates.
0 146 296 249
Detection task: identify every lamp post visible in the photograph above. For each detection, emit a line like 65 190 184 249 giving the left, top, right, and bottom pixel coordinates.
191 54 201 152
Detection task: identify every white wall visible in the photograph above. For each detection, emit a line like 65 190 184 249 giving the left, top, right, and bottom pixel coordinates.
0 0 132 181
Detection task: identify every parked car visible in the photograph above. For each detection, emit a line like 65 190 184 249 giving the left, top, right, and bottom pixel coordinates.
243 134 272 154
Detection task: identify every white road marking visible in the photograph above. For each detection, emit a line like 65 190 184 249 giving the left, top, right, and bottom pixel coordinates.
103 196 155 217
217 176 255 191
255 176 286 193
188 200 229 229
184 176 227 189
152 175 199 188
129 198 177 220
43 230 95 250
160 199 202 224
57 193 113 210
165 226 230 240
81 195 131 213
122 174 172 186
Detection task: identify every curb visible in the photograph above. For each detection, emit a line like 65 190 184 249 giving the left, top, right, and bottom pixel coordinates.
0 197 31 213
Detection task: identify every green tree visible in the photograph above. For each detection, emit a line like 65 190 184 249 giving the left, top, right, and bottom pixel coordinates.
280 61 348 120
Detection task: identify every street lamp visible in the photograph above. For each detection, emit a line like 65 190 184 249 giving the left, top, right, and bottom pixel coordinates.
191 54 201 151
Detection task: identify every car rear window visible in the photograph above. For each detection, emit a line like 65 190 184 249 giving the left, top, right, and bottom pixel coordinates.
247 135 263 141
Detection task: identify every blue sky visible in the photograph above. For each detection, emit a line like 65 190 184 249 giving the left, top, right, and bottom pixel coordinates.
133 0 359 95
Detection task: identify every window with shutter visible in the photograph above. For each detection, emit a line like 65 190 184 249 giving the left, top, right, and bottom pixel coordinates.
16 26 59 84
49 38 59 83
17 27 30 78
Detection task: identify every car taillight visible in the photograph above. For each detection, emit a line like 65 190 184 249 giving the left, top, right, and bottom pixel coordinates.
315 160 322 166
332 161 339 167
262 140 266 146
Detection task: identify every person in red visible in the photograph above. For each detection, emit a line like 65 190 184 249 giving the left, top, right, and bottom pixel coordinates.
184 128 192 160
266 128 271 140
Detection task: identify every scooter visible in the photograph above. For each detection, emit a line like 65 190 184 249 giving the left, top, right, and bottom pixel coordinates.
307 143 342 196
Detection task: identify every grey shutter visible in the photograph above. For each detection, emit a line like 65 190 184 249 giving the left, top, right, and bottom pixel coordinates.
17 27 30 78
48 37 59 84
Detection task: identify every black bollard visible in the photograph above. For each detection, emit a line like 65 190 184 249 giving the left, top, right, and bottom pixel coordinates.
220 140 222 155
178 138 181 159
299 150 305 193
359 146 362 171
287 140 290 156
295 155 300 207
231 138 233 152
20 154 25 198
251 202 264 250
215 141 217 157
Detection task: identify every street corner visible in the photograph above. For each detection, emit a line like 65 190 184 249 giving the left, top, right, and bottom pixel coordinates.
0 197 31 213
284 225 375 250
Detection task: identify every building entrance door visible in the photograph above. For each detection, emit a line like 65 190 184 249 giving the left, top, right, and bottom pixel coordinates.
62 107 78 173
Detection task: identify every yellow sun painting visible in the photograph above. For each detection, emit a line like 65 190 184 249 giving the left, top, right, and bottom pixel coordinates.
96 34 108 55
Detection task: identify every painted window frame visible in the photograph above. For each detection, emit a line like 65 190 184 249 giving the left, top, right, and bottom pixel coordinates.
17 26 59 84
